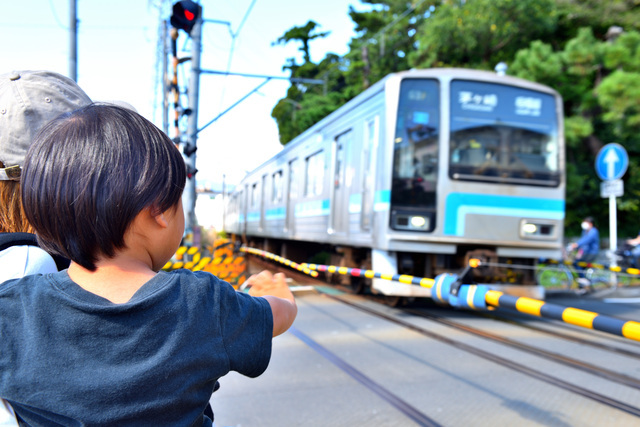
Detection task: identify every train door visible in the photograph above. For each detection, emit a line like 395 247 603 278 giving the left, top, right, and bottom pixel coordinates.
361 116 379 231
329 131 351 235
285 158 298 234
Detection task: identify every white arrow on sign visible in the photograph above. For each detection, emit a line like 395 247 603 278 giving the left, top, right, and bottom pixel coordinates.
604 147 620 180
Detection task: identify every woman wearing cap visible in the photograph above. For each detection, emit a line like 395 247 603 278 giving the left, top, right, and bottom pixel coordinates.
0 70 92 426
0 70 92 280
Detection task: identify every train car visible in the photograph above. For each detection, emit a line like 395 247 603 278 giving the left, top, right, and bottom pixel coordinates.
224 68 564 298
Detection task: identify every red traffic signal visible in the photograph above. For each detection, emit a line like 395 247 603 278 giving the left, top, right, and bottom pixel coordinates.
170 0 201 34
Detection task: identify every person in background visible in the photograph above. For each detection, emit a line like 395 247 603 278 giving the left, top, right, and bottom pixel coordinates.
0 70 93 427
569 216 600 291
625 232 640 267
0 70 92 279
570 216 600 263
0 104 297 425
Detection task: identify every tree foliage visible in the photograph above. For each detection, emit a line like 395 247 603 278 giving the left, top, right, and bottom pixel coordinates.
270 0 640 237
273 20 330 64
409 0 558 69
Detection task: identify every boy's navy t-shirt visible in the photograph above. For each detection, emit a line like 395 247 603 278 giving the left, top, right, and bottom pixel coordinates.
0 269 273 426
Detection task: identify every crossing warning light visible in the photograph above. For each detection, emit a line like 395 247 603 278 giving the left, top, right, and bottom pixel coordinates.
186 165 198 179
183 143 197 157
170 0 201 34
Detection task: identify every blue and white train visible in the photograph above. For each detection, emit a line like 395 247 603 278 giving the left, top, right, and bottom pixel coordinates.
224 68 565 298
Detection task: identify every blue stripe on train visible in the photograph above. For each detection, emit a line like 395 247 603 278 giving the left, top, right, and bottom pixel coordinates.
265 207 286 220
295 199 331 218
444 193 565 236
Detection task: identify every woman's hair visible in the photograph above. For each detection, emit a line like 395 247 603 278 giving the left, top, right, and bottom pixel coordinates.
21 104 186 271
0 163 32 233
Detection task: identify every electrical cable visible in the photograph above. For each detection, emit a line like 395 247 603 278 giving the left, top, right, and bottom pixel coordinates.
215 0 259 120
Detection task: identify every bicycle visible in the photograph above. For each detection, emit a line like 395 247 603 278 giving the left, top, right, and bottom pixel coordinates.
536 246 618 291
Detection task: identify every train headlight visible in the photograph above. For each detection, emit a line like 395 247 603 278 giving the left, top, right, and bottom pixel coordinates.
391 211 431 232
520 220 555 240
411 216 427 228
522 223 538 234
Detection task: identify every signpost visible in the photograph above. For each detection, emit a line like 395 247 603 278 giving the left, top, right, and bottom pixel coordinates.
595 143 628 258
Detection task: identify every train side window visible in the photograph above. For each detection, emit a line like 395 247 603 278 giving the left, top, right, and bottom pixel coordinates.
251 183 259 207
272 170 283 203
305 150 324 197
362 116 379 231
261 175 267 205
288 159 298 199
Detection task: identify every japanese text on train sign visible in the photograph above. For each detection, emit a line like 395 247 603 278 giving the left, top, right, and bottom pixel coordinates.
458 91 498 112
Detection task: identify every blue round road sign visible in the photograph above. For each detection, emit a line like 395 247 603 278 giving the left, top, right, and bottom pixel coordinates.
595 143 628 181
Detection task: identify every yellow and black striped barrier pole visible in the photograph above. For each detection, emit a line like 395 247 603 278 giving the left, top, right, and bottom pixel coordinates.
431 262 640 343
302 262 435 289
241 247 320 278
540 258 640 278
242 246 435 287
484 289 640 341
242 246 640 343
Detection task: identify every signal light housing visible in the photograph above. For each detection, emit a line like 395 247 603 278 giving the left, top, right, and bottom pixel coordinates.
170 0 201 34
183 143 197 157
186 165 198 179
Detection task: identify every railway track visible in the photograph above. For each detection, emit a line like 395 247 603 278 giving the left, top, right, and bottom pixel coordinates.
246 254 640 423
326 293 640 418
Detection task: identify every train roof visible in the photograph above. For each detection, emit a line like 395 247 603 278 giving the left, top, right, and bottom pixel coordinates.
240 68 561 181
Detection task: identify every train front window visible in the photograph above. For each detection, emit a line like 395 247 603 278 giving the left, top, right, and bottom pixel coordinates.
449 80 560 186
390 78 439 232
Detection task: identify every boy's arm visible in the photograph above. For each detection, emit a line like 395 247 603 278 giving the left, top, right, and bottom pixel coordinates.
247 270 297 337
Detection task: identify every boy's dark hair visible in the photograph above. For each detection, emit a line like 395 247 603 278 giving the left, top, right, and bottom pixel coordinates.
21 103 186 271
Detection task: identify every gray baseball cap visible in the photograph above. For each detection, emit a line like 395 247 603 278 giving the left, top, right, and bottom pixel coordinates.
0 70 92 181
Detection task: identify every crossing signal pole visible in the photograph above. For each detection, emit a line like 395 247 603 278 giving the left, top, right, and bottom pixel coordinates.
169 0 202 242
164 1 325 245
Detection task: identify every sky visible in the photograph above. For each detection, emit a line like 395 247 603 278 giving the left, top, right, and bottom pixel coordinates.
1 0 365 190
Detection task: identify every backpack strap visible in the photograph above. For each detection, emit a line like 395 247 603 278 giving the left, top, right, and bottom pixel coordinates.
0 232 38 251
0 232 70 271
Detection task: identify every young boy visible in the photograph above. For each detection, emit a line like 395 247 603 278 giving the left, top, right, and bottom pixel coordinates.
0 104 297 426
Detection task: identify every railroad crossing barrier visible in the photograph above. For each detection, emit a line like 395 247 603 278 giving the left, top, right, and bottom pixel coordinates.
540 257 640 279
240 247 319 278
243 246 640 343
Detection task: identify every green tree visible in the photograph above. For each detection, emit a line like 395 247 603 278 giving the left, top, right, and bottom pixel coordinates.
271 47 351 144
409 0 558 69
273 21 330 64
345 0 430 89
555 0 640 42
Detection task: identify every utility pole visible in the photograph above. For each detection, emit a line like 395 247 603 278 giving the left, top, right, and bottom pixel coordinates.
162 19 169 135
69 0 78 81
169 0 202 243
183 10 201 237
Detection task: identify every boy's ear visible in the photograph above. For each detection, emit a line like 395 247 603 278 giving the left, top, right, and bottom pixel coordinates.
147 204 168 228
154 211 169 228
